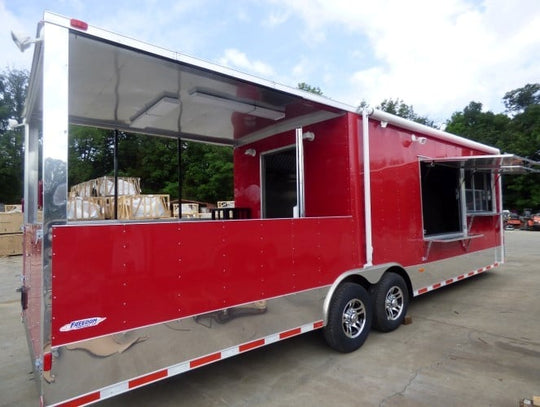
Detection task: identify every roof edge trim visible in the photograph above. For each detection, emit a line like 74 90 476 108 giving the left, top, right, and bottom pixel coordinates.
366 109 500 155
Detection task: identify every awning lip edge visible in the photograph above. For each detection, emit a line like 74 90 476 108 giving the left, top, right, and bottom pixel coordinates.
419 154 540 174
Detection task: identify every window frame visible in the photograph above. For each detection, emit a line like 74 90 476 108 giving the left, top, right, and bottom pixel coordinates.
463 170 495 215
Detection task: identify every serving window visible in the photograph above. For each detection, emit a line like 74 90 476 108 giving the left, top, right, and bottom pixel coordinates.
465 171 493 214
418 154 528 239
420 162 462 237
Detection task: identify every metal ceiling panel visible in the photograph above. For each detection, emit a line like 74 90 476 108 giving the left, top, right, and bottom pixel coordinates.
67 32 344 144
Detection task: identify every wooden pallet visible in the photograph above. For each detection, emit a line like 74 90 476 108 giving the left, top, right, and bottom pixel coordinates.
0 234 23 256
117 195 171 220
70 176 141 198
0 212 23 234
67 197 105 220
0 212 24 256
4 204 22 212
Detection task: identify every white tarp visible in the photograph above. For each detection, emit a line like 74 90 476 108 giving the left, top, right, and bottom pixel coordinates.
68 198 101 220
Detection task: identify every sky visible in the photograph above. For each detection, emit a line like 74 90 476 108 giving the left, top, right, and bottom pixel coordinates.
1 0 539 123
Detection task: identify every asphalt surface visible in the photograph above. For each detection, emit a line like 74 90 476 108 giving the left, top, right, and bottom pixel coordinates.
1 230 539 407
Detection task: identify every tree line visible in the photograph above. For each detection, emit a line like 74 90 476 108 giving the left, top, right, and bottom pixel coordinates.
67 126 233 204
1 68 539 211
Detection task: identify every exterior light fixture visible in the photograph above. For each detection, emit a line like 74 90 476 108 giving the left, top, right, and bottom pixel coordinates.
11 31 41 52
411 134 427 145
190 89 285 121
130 96 180 129
303 132 315 142
7 119 24 130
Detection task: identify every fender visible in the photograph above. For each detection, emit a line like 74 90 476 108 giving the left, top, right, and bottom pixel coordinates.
322 262 405 325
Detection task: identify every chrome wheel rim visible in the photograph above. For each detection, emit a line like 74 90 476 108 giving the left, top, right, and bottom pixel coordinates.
385 286 404 320
342 298 367 338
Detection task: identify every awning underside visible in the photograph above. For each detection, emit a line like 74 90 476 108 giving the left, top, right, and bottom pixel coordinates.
420 154 540 174
64 32 346 145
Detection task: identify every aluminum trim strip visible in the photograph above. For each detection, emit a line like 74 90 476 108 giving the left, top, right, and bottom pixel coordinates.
49 320 324 406
413 262 499 296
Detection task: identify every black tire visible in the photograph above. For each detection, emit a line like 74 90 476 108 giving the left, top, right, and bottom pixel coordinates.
371 272 409 332
323 282 372 353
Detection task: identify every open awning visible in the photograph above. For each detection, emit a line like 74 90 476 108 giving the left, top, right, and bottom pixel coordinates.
420 154 540 174
64 30 349 146
24 14 353 147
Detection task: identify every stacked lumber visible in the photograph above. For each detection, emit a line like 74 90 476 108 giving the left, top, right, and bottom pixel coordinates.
0 210 23 256
69 176 171 220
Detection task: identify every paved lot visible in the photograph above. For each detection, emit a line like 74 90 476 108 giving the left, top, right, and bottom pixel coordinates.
1 230 539 407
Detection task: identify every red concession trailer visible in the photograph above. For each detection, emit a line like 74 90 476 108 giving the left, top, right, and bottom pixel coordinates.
19 12 540 406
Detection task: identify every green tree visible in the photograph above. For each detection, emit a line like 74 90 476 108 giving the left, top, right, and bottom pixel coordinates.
445 101 510 148
357 100 369 111
501 103 540 209
68 126 115 186
0 68 28 204
378 98 434 126
298 82 323 95
181 141 233 203
446 86 540 211
503 83 540 114
68 128 233 203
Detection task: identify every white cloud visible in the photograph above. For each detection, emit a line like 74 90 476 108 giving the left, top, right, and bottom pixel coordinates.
0 1 34 70
269 0 540 119
218 48 275 78
264 10 290 26
2 0 538 123
235 7 251 23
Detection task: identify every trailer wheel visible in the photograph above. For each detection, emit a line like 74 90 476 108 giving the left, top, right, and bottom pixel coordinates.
323 282 372 353
371 272 409 332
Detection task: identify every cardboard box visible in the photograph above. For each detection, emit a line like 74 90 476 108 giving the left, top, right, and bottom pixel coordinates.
0 233 23 256
0 212 23 234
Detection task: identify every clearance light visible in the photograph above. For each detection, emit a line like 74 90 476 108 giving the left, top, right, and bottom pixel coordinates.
70 19 89 31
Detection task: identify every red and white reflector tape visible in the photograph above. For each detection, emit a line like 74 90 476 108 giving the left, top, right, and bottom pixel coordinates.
414 262 499 296
52 320 324 407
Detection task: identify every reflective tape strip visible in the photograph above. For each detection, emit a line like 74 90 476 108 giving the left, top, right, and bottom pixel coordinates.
239 338 265 352
189 352 221 369
280 327 302 339
51 320 324 407
413 262 499 297
128 370 168 389
54 392 100 407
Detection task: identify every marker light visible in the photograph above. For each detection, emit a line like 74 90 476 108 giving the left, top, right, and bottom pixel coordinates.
70 19 88 31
